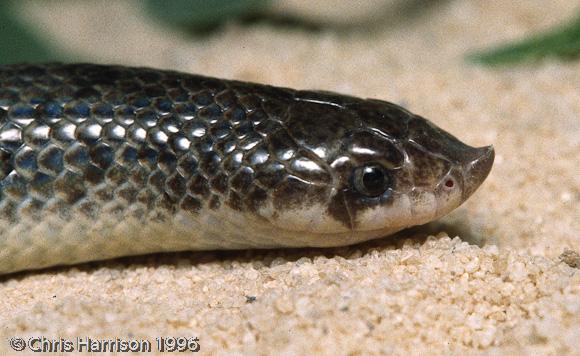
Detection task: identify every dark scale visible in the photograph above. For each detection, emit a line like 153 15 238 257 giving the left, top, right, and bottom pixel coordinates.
0 63 493 240
0 63 370 223
0 63 497 275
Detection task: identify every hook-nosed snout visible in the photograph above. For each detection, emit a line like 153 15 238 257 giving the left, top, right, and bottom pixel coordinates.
462 145 495 199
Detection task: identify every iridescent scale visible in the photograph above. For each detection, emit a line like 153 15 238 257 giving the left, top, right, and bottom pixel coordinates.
0 63 494 274
0 64 307 229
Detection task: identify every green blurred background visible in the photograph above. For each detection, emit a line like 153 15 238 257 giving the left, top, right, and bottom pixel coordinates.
0 0 578 66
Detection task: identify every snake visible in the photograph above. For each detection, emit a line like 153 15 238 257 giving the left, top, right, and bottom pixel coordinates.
0 63 494 275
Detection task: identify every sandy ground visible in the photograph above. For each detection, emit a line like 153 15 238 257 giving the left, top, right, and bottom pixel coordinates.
1 0 579 354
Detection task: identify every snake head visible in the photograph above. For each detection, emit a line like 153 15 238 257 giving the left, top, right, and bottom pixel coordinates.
254 94 494 245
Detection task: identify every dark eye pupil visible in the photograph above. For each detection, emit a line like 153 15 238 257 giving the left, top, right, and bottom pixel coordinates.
354 164 389 197
353 164 392 197
362 167 384 193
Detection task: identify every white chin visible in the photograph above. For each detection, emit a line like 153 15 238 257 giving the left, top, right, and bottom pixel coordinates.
354 193 413 231
260 202 351 234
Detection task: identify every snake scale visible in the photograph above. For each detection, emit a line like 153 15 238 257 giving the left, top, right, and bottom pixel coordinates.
0 63 494 275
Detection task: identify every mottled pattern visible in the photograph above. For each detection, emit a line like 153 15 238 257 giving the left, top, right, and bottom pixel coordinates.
0 63 493 274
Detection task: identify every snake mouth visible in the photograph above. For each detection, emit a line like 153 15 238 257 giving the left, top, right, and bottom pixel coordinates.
461 145 495 200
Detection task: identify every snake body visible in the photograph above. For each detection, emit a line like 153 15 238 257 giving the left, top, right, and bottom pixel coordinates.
0 63 494 274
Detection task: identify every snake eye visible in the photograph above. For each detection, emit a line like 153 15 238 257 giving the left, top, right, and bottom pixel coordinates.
353 164 391 197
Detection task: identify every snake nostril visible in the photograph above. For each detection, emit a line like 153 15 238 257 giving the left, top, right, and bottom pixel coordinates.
444 178 455 188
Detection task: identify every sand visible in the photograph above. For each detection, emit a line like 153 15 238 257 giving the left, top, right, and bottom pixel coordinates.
1 0 578 354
